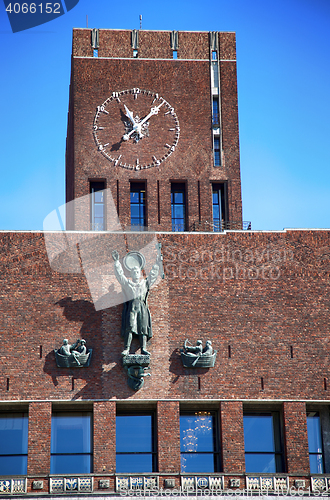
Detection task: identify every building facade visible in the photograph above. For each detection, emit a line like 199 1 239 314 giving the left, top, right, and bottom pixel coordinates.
0 28 330 498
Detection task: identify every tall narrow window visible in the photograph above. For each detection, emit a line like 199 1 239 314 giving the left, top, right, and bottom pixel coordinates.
171 183 186 231
130 182 146 229
211 58 219 90
51 412 92 474
212 184 225 231
116 414 156 472
307 412 324 473
0 413 28 475
212 98 219 127
244 412 284 473
214 137 221 166
180 412 220 473
90 181 105 230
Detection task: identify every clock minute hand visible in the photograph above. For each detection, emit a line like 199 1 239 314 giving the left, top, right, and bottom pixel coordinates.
138 100 165 129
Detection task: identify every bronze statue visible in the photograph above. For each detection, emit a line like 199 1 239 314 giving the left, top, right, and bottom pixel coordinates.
112 250 159 356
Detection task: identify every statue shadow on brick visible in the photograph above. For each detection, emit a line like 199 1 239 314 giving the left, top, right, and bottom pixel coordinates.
43 297 102 388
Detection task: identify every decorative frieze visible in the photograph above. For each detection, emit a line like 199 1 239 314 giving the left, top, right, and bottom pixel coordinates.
49 477 93 494
311 477 328 492
32 481 43 490
181 476 224 490
229 478 240 488
116 477 159 491
99 479 110 489
246 476 289 491
0 479 26 494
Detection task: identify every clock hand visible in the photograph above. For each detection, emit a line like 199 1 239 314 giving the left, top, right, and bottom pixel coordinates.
124 104 136 126
122 100 165 141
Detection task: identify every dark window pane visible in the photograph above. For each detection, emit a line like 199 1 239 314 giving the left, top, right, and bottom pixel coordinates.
51 414 91 454
0 455 27 475
116 453 153 473
50 454 92 474
181 453 214 473
244 415 275 452
116 415 152 453
174 192 184 204
0 414 28 455
130 184 146 227
131 192 139 203
309 453 324 474
245 453 276 473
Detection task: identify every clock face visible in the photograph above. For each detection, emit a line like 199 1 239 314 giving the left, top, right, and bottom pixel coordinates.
93 88 180 170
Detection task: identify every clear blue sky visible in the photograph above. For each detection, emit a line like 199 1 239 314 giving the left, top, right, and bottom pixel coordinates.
0 0 329 231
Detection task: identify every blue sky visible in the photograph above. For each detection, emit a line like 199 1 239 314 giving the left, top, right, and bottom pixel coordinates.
0 0 329 231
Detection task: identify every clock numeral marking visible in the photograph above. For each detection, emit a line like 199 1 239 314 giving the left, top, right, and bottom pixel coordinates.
97 105 109 114
93 125 98 131
169 128 175 131
136 159 139 165
112 92 119 98
99 126 104 130
104 143 109 147
176 126 180 132
98 145 104 151
165 143 171 148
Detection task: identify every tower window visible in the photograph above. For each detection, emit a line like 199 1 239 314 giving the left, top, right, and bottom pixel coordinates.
90 181 105 230
307 412 324 473
171 183 186 232
212 184 226 231
116 414 156 472
130 182 146 229
212 50 217 60
243 412 284 473
133 50 138 58
214 137 221 166
0 413 28 475
180 412 220 473
173 50 178 59
93 49 98 57
212 98 219 127
51 412 92 474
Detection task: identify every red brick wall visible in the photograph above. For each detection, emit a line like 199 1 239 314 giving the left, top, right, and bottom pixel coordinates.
27 402 51 475
0 229 329 401
283 401 310 474
220 401 245 473
93 401 116 473
157 401 180 473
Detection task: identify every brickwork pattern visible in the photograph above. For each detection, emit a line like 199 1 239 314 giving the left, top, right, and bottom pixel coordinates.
157 401 180 473
283 401 310 474
93 401 116 473
220 401 245 473
27 402 51 475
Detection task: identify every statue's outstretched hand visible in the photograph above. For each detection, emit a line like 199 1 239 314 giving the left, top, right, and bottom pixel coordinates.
112 250 119 261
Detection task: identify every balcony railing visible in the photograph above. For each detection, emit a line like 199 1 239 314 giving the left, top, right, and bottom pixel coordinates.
189 220 251 232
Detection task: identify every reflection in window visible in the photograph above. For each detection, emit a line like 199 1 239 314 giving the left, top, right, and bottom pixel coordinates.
51 412 92 474
0 413 28 475
180 412 219 473
130 183 146 229
90 181 105 230
171 183 186 232
116 414 156 472
307 412 324 473
244 413 284 473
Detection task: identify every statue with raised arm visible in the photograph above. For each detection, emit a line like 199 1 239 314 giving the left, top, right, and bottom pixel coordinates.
112 250 159 356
